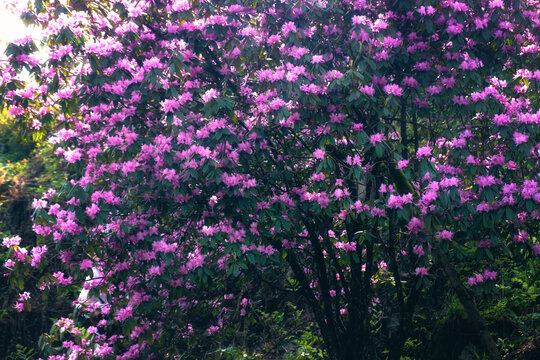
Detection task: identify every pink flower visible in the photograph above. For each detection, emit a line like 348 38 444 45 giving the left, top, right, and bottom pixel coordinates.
370 133 385 146
384 84 403 96
64 148 83 163
32 199 47 209
201 88 220 103
14 302 25 312
387 193 413 209
514 230 528 243
522 180 538 199
415 267 428 277
402 76 418 88
407 217 423 234
493 113 511 126
416 146 432 158
417 6 436 15
359 84 375 96
30 246 47 267
282 21 296 37
426 85 442 96
2 235 22 247
311 55 325 64
489 0 504 9
161 98 180 113
86 203 100 219
476 175 496 188
437 230 453 240
18 292 31 301
115 306 133 322
483 270 497 280
413 244 425 256
397 159 409 169
513 131 529 145
80 259 94 270
313 149 325 159
269 97 286 110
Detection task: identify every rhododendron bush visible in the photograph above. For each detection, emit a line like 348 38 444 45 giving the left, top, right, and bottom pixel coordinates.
1 0 539 359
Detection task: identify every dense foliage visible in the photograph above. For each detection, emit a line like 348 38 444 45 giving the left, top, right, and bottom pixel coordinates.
0 0 539 359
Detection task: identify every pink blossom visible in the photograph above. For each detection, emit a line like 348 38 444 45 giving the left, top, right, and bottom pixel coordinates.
397 159 409 169
402 76 418 88
370 207 386 217
80 259 93 270
18 292 31 301
513 131 529 145
415 267 428 277
483 270 497 280
437 230 453 240
32 198 47 209
407 217 423 234
335 241 356 252
514 230 528 243
387 193 413 209
64 148 83 163
4 259 15 268
282 21 296 37
86 203 100 219
370 133 385 146
359 84 375 96
313 149 325 159
30 246 47 267
201 88 220 103
522 180 538 199
416 146 432 158
161 98 180 113
489 0 504 9
384 84 403 96
2 235 22 247
493 113 511 126
115 306 133 322
417 5 436 16
14 302 25 312
476 175 496 188
413 244 424 257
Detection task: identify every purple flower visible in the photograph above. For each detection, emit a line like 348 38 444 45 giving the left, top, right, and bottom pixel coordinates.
483 270 497 280
313 149 325 160
415 267 428 277
384 84 403 96
397 159 409 169
370 133 385 146
513 131 529 145
407 217 423 234
437 230 453 240
201 88 220 103
416 146 432 158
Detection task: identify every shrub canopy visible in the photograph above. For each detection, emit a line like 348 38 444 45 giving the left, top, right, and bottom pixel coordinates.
1 0 539 359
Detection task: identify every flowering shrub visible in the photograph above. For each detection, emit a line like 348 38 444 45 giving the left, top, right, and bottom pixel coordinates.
0 0 539 359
